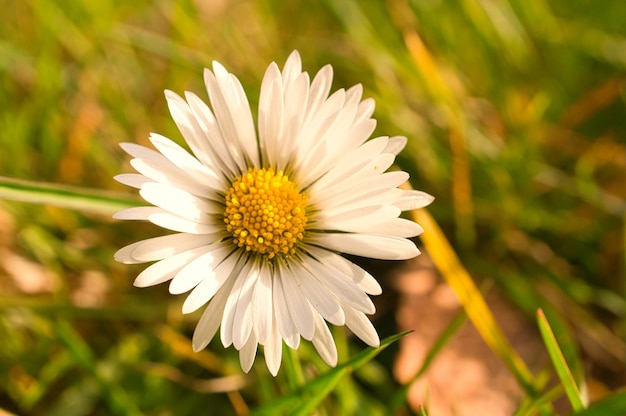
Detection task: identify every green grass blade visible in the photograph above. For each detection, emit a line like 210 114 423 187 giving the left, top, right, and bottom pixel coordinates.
515 384 563 416
411 209 541 397
570 392 626 416
0 176 139 215
251 331 411 416
55 320 142 416
390 308 467 412
537 309 586 411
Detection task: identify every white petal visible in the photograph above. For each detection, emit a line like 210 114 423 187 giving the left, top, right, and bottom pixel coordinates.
120 207 221 235
306 64 333 118
309 169 406 212
221 261 257 349
169 244 231 295
312 160 402 204
258 76 284 168
119 142 161 159
139 182 219 222
251 263 273 344
280 265 315 340
316 205 401 231
356 97 376 123
114 241 146 264
148 133 223 190
130 157 212 199
301 258 375 315
232 277 258 350
192 274 236 351
328 217 424 238
184 91 239 176
319 188 402 214
345 83 364 108
276 75 312 172
311 233 420 260
272 272 300 349
332 117 377 161
182 272 217 314
314 188 402 216
130 233 214 262
133 247 209 288
294 140 329 188
304 245 382 295
113 206 163 220
343 307 380 347
318 204 383 223
296 88 345 164
282 50 302 82
293 262 345 326
311 136 389 191
260 61 281 101
281 73 309 143
114 173 151 189
239 335 258 374
151 212 221 234
324 97 375 158
182 251 243 314
264 315 282 376
383 136 407 155
312 313 338 367
206 62 259 167
395 190 435 211
298 92 360 183
165 90 225 172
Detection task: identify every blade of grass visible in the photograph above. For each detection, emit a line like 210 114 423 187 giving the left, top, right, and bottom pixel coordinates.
0 176 139 215
409 208 542 400
283 345 306 390
537 309 586 411
390 308 467 413
540 306 587 397
515 384 563 416
570 392 626 416
292 331 410 416
54 320 142 416
250 331 411 416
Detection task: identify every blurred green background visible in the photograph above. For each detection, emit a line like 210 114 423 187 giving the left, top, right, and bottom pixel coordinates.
0 0 624 414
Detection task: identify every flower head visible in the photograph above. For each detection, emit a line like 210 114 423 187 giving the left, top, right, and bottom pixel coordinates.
114 51 433 376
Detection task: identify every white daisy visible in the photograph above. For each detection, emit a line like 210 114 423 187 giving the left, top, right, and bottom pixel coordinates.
114 51 433 376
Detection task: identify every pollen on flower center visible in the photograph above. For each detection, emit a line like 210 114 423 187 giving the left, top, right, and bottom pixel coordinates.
224 167 308 259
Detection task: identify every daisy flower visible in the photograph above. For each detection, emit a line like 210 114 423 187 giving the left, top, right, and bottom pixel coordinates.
114 51 433 376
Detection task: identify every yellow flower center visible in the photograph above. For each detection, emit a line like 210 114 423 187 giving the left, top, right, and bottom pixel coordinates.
224 167 308 259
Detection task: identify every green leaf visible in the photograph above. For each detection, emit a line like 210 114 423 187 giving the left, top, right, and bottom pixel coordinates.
251 331 411 416
537 309 586 411
0 176 139 215
570 392 626 416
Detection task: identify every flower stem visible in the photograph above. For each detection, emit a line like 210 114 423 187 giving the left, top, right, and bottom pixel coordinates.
283 345 305 389
0 176 140 215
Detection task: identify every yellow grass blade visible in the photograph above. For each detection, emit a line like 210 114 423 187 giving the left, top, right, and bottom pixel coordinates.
410 208 540 397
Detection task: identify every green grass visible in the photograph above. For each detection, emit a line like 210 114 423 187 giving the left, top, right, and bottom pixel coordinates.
0 0 624 414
